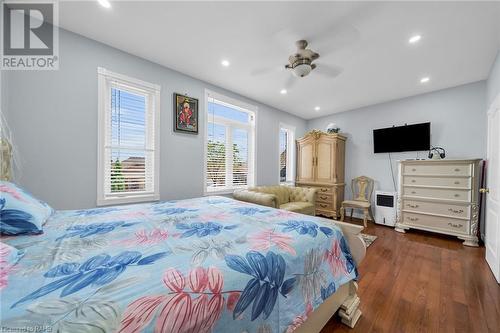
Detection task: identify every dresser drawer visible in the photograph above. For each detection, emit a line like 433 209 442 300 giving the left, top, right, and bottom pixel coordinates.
316 201 333 211
317 193 332 203
403 176 471 189
403 163 471 176
401 212 468 234
402 200 470 219
403 186 470 202
316 186 333 194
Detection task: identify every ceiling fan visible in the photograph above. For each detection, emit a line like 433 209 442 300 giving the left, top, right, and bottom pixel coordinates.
285 39 320 78
252 38 346 89
250 3 373 90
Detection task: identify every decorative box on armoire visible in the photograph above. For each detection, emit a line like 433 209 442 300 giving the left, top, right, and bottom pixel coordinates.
296 130 346 219
395 159 481 247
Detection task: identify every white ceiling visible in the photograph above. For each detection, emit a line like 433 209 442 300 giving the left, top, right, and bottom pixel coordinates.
58 1 500 120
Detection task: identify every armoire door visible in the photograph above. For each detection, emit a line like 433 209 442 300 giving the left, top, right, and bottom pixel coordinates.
315 137 335 183
297 137 315 182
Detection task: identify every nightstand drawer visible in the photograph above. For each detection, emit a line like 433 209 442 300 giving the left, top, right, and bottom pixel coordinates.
403 186 470 202
402 212 468 234
403 176 471 189
403 164 471 176
317 193 332 203
402 200 470 219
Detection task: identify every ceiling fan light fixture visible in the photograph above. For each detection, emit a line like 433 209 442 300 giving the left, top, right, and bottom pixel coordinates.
292 63 312 77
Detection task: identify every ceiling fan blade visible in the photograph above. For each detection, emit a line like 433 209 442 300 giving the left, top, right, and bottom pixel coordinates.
310 3 380 56
272 28 304 53
250 66 283 76
315 63 343 78
310 24 360 56
284 74 296 90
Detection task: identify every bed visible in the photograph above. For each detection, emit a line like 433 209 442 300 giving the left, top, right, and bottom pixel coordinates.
0 196 365 332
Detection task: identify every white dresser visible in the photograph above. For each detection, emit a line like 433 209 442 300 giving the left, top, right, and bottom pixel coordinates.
395 159 481 247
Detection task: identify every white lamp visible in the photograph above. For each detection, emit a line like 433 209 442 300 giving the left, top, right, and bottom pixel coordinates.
326 123 340 133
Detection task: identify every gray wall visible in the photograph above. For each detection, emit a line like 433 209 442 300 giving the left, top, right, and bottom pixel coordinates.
488 50 500 106
2 29 306 209
307 81 487 204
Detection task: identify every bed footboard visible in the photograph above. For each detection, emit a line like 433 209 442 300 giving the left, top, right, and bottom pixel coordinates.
331 219 367 265
295 219 366 332
338 281 362 328
332 219 365 328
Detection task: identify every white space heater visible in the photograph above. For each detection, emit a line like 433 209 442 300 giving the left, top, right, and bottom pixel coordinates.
374 191 397 227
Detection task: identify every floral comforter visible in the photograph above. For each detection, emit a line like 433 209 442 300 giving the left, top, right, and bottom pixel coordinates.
0 196 357 333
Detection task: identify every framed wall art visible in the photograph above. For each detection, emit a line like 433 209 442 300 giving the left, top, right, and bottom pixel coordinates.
174 93 198 134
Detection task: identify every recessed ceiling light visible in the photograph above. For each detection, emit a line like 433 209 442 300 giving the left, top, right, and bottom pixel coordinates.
420 77 430 83
97 0 111 8
409 35 422 44
221 59 230 67
280 89 287 95
314 106 321 111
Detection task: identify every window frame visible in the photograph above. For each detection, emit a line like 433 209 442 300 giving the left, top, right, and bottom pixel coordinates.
204 89 257 195
279 123 296 184
97 67 161 206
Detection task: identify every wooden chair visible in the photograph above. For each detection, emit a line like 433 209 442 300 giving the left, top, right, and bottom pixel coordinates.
340 176 375 228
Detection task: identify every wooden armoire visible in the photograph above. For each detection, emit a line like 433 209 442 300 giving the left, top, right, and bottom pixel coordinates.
296 130 346 219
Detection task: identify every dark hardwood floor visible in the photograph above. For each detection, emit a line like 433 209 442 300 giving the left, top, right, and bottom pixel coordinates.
322 218 500 333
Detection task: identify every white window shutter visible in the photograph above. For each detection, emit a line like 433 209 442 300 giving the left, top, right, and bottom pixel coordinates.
97 68 160 205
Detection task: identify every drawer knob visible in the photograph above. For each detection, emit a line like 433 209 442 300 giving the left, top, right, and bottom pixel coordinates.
448 222 463 228
412 168 417 172
454 168 460 172
411 191 417 194
321 188 328 192
408 217 419 222
454 181 460 185
448 208 464 214
454 194 460 198
407 204 419 208
411 179 416 183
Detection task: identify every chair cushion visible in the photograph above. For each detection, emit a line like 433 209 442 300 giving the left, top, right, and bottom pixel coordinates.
342 200 371 208
280 202 315 215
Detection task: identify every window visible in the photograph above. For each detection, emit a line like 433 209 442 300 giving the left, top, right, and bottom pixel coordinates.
97 68 160 205
279 124 295 183
205 90 256 194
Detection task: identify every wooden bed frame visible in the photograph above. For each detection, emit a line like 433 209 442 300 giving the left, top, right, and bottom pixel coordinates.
296 219 366 332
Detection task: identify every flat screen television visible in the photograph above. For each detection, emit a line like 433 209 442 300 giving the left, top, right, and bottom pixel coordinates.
373 122 430 153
